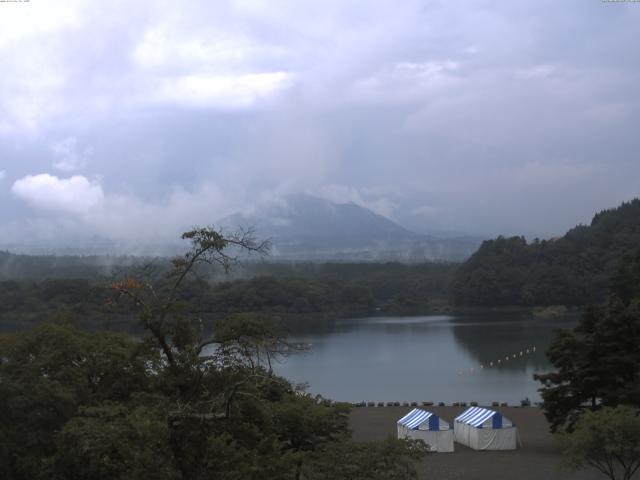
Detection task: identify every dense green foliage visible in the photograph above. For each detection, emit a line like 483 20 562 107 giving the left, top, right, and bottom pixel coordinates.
302 436 428 480
0 228 429 479
1 321 427 479
535 250 640 432
207 261 454 319
558 406 640 480
0 262 455 333
452 199 640 306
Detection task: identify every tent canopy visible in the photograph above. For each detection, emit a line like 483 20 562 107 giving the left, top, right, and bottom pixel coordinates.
398 408 448 431
397 408 454 452
455 406 513 429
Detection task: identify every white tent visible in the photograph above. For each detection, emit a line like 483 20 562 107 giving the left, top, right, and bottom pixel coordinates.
397 408 454 452
454 406 517 450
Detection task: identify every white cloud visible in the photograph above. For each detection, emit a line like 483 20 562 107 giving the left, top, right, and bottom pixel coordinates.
133 24 286 71
0 1 298 132
51 137 90 172
0 50 67 133
86 183 229 241
152 72 294 108
314 184 396 218
10 173 235 244
11 174 104 215
0 1 81 49
349 60 461 104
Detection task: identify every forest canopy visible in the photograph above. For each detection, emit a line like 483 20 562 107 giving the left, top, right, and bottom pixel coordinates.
0 227 429 480
452 199 640 307
0 261 455 333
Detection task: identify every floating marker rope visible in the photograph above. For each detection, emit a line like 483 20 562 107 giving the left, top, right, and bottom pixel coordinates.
461 346 538 375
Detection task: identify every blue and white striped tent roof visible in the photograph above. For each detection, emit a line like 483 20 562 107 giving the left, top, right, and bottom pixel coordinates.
455 407 513 429
397 408 446 431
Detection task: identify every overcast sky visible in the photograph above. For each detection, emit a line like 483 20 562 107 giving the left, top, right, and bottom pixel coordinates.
1 0 639 249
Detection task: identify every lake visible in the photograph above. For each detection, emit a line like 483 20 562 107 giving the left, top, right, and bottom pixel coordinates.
276 313 578 404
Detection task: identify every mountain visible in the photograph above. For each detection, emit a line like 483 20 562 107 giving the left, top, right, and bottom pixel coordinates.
451 198 640 306
219 194 481 261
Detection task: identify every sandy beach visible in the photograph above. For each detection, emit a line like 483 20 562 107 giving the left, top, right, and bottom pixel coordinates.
349 406 602 480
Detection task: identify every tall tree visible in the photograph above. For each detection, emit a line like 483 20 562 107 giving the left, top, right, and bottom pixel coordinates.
0 226 430 479
559 406 640 480
535 251 640 431
0 322 158 480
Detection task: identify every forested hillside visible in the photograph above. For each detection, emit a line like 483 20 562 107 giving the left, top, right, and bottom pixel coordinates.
452 199 640 306
0 262 455 333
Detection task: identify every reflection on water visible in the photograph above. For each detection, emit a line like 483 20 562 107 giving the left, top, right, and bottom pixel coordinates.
339 316 454 326
276 313 578 404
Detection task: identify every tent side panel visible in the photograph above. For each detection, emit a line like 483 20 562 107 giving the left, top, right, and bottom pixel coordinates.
436 430 455 453
401 427 454 452
405 430 436 451
475 427 517 450
454 422 468 447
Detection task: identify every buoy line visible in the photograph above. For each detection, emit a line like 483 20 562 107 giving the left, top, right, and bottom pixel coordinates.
457 346 537 375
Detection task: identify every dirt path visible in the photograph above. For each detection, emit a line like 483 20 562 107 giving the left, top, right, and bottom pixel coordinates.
349 406 602 480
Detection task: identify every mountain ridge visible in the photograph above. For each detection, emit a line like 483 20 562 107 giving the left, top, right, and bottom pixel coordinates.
220 193 482 262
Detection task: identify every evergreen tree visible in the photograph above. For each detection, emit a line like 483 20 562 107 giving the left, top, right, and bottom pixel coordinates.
453 199 640 307
535 251 640 431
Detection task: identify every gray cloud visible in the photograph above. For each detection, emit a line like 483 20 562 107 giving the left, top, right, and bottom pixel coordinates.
1 0 639 248
51 137 92 172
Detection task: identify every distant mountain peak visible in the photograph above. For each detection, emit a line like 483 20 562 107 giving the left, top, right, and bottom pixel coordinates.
219 194 480 262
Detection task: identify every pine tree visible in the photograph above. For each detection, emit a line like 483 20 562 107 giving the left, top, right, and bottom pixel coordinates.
535 251 640 431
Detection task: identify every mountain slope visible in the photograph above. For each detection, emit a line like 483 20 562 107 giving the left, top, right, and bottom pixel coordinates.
223 194 414 245
451 198 640 306
220 194 480 261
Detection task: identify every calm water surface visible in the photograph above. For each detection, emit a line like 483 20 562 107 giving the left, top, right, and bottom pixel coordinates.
276 313 577 404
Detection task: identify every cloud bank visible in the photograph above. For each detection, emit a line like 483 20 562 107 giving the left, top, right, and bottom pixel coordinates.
1 0 639 250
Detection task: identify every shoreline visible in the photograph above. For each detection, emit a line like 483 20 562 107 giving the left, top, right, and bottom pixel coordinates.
347 401 538 408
